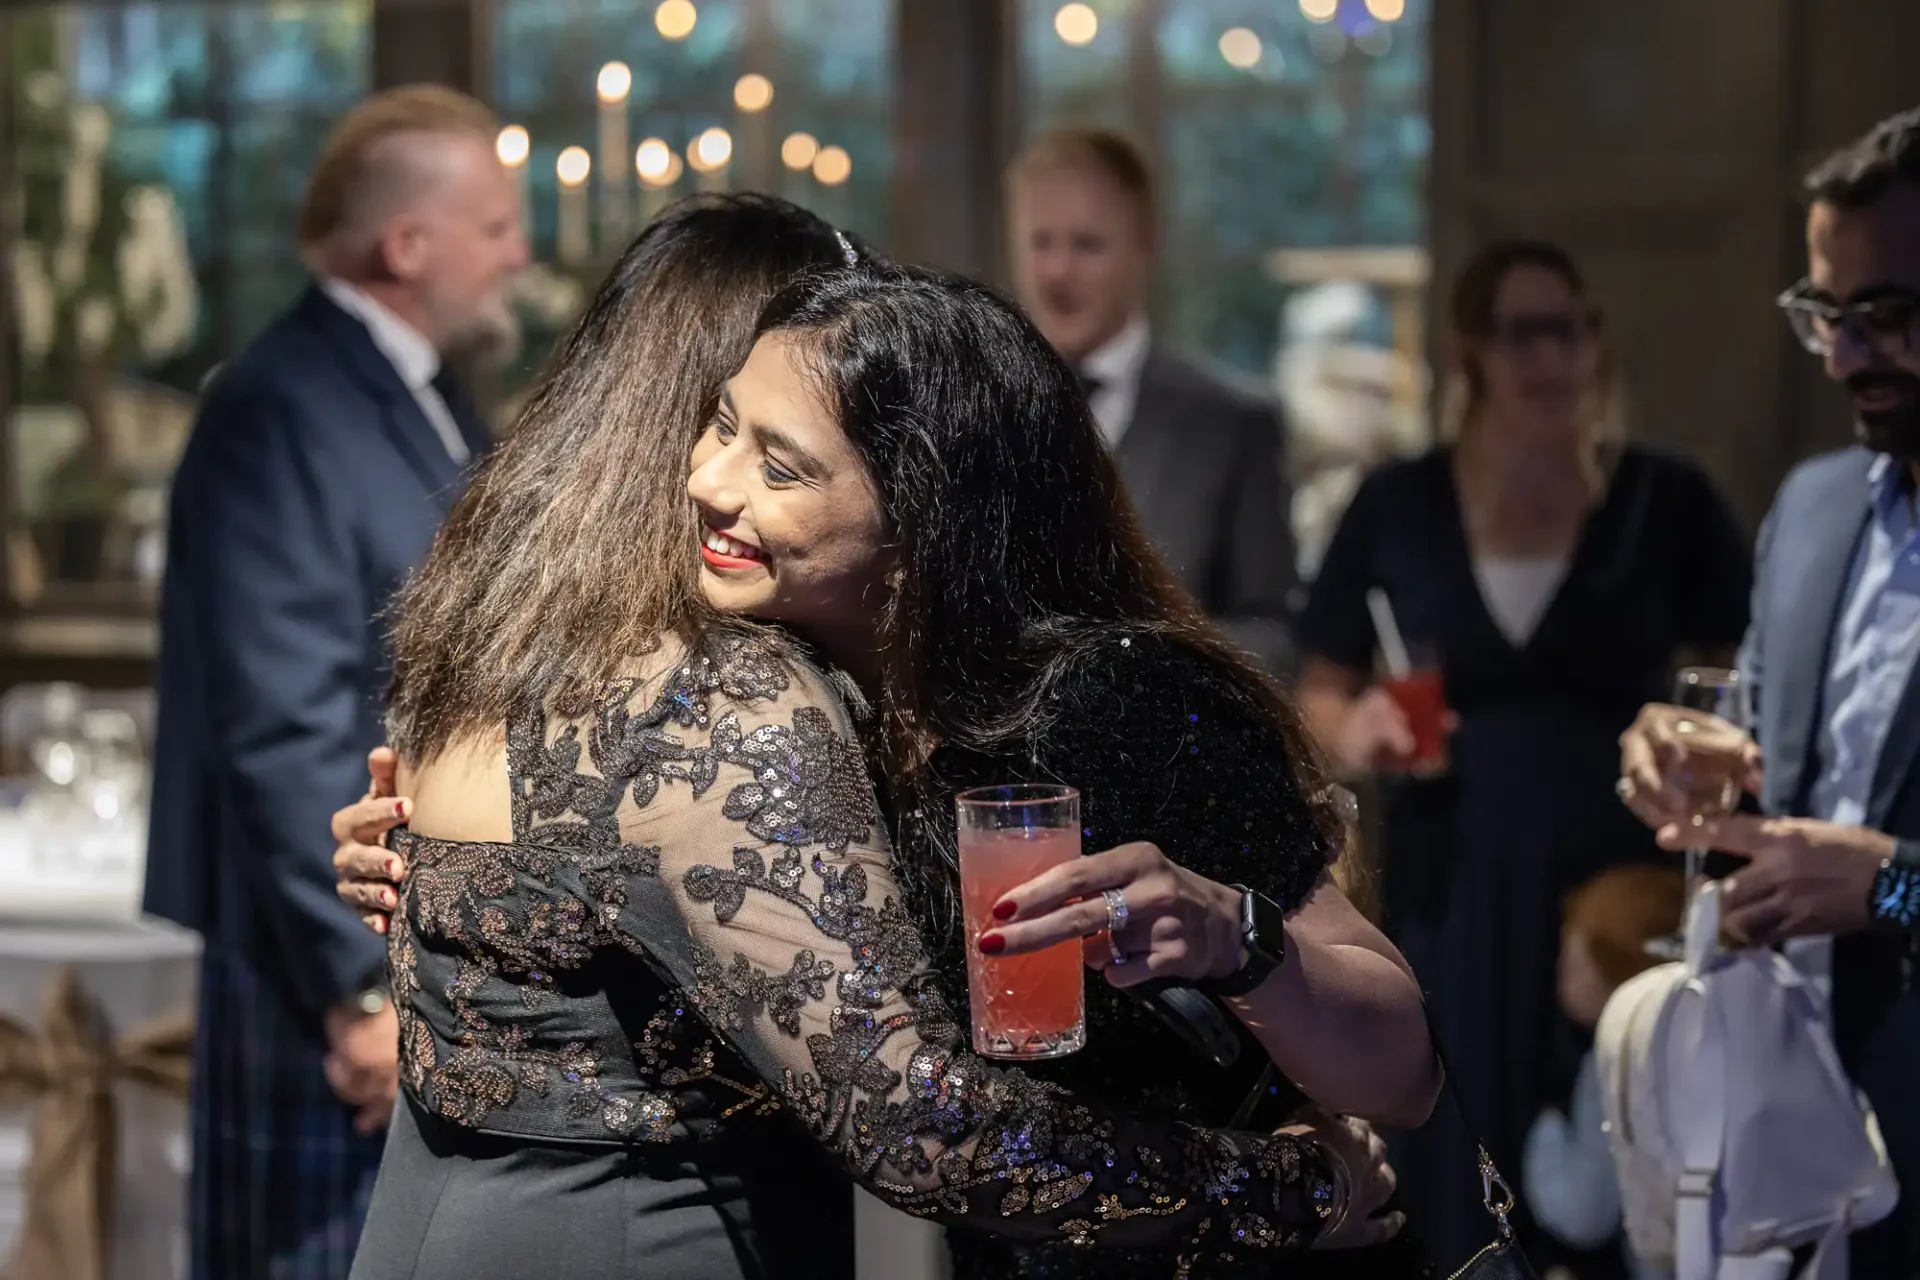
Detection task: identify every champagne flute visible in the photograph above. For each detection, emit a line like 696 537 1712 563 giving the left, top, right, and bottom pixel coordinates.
1643 667 1749 960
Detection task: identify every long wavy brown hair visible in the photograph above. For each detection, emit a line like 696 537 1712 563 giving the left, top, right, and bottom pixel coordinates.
387 205 1336 926
385 194 856 762
752 267 1340 927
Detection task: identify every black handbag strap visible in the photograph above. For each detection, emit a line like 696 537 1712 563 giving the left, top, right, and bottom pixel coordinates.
1426 1014 1520 1245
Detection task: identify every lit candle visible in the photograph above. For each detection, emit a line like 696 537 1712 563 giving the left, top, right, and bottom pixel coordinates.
733 74 773 187
495 124 531 241
635 138 681 227
556 146 592 266
690 126 733 194
596 62 632 250
813 143 852 223
780 131 818 204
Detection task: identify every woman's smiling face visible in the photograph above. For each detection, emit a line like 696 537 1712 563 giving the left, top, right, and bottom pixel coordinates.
686 332 892 633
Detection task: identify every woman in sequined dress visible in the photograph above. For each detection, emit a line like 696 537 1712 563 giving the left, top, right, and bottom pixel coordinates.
331 204 1436 1279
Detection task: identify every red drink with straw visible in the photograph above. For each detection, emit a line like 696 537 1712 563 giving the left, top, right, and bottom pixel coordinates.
1368 588 1450 776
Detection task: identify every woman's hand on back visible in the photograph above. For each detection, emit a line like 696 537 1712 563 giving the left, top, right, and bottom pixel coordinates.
1285 1106 1403 1250
981 841 1246 987
332 746 410 934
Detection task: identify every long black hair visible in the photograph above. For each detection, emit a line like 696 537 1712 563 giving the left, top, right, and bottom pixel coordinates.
754 268 1337 890
389 194 869 760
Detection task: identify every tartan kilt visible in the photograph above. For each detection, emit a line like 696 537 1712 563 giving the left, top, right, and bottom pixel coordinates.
189 948 386 1280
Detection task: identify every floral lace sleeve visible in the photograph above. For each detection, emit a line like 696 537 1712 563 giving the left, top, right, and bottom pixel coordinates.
530 640 1339 1252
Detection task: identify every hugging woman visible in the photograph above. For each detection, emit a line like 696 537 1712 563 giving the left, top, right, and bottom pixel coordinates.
330 194 1438 1279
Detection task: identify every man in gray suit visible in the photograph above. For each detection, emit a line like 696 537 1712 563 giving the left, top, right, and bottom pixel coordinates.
1007 127 1297 673
1619 106 1920 1276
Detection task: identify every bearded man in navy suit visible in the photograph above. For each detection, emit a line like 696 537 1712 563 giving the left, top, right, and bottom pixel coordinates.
145 85 527 1279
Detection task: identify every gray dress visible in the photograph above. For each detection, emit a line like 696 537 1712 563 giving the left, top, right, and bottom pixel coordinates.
349 632 1341 1278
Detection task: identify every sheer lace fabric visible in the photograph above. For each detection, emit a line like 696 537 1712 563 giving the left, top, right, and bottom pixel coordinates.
389 633 1335 1255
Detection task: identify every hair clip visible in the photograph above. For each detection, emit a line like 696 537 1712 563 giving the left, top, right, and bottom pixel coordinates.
833 229 858 266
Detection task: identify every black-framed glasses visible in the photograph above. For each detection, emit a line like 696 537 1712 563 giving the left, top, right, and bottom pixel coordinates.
1776 280 1920 357
1480 308 1600 351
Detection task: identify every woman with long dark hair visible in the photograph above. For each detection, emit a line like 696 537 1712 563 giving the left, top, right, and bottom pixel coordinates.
1295 237 1750 1270
333 199 1435 1279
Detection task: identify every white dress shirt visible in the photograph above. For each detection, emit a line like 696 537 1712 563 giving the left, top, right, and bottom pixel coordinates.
1076 314 1152 449
1472 554 1568 647
319 278 471 465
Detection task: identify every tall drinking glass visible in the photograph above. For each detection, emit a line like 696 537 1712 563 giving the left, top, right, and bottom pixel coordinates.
957 784 1085 1059
1381 642 1450 777
1645 666 1749 959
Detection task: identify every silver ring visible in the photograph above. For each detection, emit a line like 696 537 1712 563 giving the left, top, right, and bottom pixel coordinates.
1103 889 1131 965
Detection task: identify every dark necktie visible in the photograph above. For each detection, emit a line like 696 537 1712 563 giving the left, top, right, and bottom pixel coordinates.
433 368 490 458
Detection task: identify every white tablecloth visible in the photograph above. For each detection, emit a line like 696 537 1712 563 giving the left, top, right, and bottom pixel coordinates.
0 806 146 924
0 913 199 1280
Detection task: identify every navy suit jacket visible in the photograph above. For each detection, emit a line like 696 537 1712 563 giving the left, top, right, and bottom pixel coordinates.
145 285 489 1022
1745 445 1920 1273
1114 347 1298 674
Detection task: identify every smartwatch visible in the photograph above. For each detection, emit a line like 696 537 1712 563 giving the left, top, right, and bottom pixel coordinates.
1869 840 1920 934
346 967 390 1017
1197 884 1287 1000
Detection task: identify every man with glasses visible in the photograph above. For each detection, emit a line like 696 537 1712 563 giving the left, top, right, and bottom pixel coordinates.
1618 106 1920 1275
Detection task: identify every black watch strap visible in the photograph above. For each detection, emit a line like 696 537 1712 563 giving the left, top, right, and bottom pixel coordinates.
1196 886 1286 999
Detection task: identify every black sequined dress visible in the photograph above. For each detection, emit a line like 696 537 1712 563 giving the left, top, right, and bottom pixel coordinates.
351 631 1353 1280
905 631 1432 1280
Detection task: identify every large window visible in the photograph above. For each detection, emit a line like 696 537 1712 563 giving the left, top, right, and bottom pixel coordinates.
1022 0 1427 373
0 0 1432 644
1021 0 1431 573
3 2 370 610
489 0 893 392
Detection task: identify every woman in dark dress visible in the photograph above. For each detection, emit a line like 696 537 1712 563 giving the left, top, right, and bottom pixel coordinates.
1296 238 1752 1269
328 217 1438 1278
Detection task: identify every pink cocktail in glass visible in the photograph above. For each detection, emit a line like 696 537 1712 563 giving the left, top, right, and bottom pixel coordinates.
957 784 1084 1059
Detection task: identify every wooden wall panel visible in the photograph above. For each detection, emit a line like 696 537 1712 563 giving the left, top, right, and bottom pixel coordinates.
1429 0 1913 526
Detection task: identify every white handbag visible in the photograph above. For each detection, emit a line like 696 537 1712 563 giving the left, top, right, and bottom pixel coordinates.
1594 882 1899 1280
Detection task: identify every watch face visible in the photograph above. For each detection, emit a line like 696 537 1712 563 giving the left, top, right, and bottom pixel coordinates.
1246 891 1287 964
1874 860 1920 929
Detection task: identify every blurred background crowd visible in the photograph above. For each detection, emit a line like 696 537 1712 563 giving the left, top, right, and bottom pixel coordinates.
3 2 1920 1279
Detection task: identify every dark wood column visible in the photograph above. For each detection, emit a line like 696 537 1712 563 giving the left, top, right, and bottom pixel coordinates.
1428 0 1920 526
373 0 491 101
888 0 1019 282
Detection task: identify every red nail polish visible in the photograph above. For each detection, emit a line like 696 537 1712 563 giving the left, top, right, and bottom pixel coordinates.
992 900 1017 921
977 932 1006 955
387 859 402 879
394 800 407 819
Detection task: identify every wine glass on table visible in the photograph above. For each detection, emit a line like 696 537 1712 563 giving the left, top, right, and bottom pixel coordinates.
1643 666 1750 960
